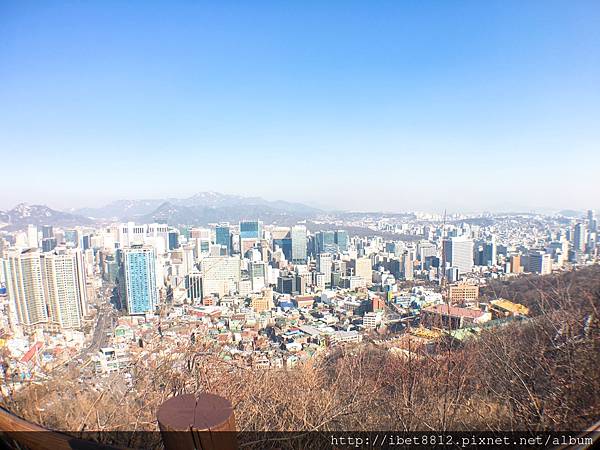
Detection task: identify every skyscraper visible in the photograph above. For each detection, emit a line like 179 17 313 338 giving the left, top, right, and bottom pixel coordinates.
239 221 262 254
587 210 597 233
334 230 349 252
2 247 88 332
443 236 474 274
215 225 232 254
316 231 336 254
64 229 78 248
41 225 54 240
2 248 48 332
291 225 308 263
168 230 180 250
41 248 88 329
123 245 158 315
526 250 552 275
27 225 39 248
42 238 57 253
573 222 587 253
317 253 333 287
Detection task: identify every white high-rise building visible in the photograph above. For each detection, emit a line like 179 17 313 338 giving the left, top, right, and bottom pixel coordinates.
443 236 474 274
27 224 39 248
2 247 88 332
42 248 88 329
317 253 333 287
2 249 47 332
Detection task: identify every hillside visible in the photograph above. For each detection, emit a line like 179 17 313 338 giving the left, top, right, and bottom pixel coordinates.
6 267 600 448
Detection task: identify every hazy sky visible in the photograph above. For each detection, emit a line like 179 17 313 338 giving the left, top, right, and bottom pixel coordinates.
1 1 599 213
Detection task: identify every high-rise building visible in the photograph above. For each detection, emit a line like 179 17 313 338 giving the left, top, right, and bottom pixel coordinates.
249 261 267 292
510 254 523 274
316 231 336 254
123 245 158 315
573 223 587 253
185 271 203 305
27 225 39 248
272 237 292 261
526 250 552 275
42 237 57 253
443 236 474 274
200 256 241 298
239 221 262 254
291 225 308 263
402 252 414 280
168 230 180 250
317 253 333 287
482 237 497 266
351 257 372 285
588 210 597 233
215 225 232 254
2 249 48 331
2 247 88 332
41 225 54 240
417 241 437 263
41 248 88 329
64 229 78 247
334 230 349 252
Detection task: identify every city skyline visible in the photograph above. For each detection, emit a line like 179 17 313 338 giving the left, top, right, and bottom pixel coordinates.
0 190 597 218
2 1 599 212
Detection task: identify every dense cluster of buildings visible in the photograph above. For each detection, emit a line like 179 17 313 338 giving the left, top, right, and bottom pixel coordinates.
0 209 598 383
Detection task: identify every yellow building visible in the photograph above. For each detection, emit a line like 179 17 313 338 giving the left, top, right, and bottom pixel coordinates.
251 288 274 313
490 299 529 318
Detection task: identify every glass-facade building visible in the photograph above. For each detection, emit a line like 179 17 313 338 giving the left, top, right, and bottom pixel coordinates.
123 245 158 315
316 231 336 254
273 238 292 261
334 230 349 252
291 225 307 263
215 225 232 254
239 221 261 239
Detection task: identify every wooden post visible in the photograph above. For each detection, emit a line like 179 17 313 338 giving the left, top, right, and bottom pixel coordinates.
157 393 237 450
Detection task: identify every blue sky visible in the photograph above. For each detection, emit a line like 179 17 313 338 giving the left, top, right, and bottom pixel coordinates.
1 1 599 213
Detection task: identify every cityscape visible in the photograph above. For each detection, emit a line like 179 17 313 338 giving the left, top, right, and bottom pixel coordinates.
1 1 599 449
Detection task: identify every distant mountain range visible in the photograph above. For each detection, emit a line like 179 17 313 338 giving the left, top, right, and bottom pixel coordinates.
71 192 323 225
0 204 93 231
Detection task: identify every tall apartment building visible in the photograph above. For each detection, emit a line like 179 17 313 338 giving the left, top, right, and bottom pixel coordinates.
123 245 158 315
41 248 88 329
2 247 88 332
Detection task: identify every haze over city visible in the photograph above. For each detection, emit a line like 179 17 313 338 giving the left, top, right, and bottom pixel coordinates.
1 2 600 449
1 1 599 212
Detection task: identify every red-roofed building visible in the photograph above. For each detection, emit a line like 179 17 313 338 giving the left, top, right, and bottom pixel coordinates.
294 295 315 309
20 342 44 365
421 304 490 330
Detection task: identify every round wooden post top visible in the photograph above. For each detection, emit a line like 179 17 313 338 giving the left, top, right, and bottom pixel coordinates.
157 393 234 432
